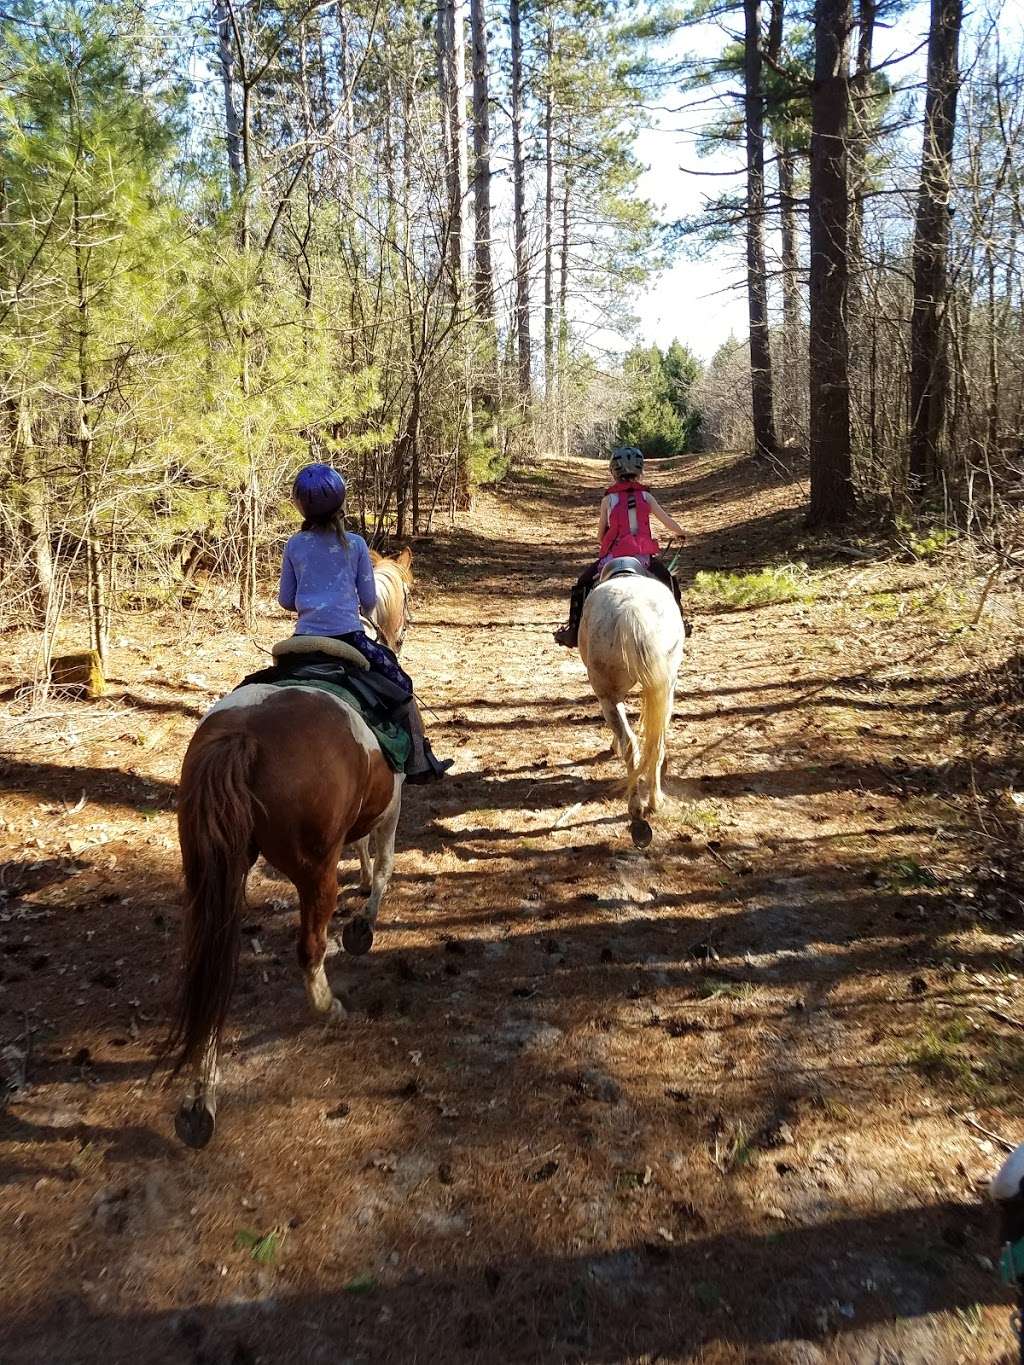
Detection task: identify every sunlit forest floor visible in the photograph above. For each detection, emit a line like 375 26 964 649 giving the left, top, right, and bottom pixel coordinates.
2 451 1023 1363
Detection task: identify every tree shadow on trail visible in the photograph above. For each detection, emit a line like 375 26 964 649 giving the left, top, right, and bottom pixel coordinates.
3 1198 1008 1365
0 756 176 813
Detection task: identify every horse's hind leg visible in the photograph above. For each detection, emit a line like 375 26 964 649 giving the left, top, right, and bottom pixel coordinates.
599 697 638 772
176 1035 220 1150
344 779 402 956
650 682 677 812
296 862 346 1022
364 781 401 930
355 836 373 893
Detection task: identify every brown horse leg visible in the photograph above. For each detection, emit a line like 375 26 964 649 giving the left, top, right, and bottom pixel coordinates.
355 836 373 892
296 863 347 1022
176 1035 221 1149
343 777 402 957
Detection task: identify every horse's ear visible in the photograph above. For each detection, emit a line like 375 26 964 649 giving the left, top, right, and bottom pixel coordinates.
397 546 413 567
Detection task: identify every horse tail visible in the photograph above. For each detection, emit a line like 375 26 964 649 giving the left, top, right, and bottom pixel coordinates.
620 609 675 809
165 728 260 1077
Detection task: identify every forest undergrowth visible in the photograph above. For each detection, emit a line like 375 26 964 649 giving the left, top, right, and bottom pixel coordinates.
1 451 1023 1364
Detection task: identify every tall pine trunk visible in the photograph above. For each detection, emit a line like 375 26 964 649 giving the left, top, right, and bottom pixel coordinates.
847 0 876 453
777 144 802 443
510 0 532 412
557 133 572 459
543 16 556 407
908 0 963 497
13 392 53 626
214 0 244 197
470 0 500 446
766 0 800 446
73 190 108 669
470 0 496 330
743 0 779 462
444 0 473 507
808 0 855 525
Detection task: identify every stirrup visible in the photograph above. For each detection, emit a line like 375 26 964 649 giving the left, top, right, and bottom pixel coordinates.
406 737 453 785
553 623 578 648
406 755 453 785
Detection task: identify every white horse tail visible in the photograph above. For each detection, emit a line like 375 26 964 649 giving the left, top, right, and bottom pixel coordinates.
620 610 674 812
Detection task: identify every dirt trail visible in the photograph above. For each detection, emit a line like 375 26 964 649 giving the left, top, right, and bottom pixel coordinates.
1 452 1021 1363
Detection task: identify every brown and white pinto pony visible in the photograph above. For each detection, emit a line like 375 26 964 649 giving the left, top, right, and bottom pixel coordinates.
368 546 413 652
166 660 405 1151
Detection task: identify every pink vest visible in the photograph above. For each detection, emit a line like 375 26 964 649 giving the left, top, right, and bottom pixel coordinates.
599 481 660 560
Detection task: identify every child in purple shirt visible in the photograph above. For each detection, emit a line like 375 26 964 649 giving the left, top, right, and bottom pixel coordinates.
279 525 377 639
279 464 451 783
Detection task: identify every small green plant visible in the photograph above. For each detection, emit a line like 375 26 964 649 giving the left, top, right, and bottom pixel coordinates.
907 527 957 560
712 1122 756 1174
343 1272 378 1294
882 858 942 890
469 435 511 486
690 563 818 610
696 975 750 1001
235 1226 285 1264
907 1021 975 1089
864 591 903 621
978 1035 1024 1101
864 585 967 627
678 800 720 833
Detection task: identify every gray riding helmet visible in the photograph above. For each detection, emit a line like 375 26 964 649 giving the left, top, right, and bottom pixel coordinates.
610 446 645 479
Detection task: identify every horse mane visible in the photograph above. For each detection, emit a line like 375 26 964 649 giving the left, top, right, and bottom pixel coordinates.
368 548 413 649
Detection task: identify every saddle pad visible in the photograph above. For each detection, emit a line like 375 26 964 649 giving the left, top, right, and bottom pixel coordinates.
271 678 410 773
272 635 370 669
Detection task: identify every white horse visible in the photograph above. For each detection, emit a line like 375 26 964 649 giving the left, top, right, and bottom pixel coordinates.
579 564 683 846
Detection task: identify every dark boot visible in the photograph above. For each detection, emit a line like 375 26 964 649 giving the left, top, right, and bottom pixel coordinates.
403 699 453 785
554 583 587 648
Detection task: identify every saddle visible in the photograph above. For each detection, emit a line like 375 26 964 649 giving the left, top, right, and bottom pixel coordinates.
597 556 691 636
235 637 412 772
272 634 369 670
598 556 652 584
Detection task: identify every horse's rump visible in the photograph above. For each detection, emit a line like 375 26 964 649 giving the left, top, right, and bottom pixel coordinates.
167 686 398 1076
580 576 683 822
203 686 396 852
581 576 681 693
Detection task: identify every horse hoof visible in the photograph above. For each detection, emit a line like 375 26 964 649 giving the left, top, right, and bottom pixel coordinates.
175 1096 215 1149
342 915 374 956
629 817 653 849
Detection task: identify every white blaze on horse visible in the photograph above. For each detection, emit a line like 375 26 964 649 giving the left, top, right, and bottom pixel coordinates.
579 557 683 847
165 555 415 1150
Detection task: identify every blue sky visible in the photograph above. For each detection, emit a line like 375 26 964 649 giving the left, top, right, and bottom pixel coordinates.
626 0 949 360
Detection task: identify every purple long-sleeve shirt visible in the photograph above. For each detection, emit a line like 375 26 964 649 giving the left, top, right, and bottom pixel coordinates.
278 529 377 636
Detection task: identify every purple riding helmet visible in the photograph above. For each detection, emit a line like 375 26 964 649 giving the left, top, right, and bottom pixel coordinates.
293 463 346 519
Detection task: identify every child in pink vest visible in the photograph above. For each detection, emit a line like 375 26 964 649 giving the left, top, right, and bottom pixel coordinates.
554 447 685 648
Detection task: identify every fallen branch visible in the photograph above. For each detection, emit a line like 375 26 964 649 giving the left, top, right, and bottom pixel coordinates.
982 1005 1024 1031
956 1111 1016 1152
971 561 1003 627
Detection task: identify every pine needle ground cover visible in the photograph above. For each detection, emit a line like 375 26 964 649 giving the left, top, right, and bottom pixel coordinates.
0 452 1022 1363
